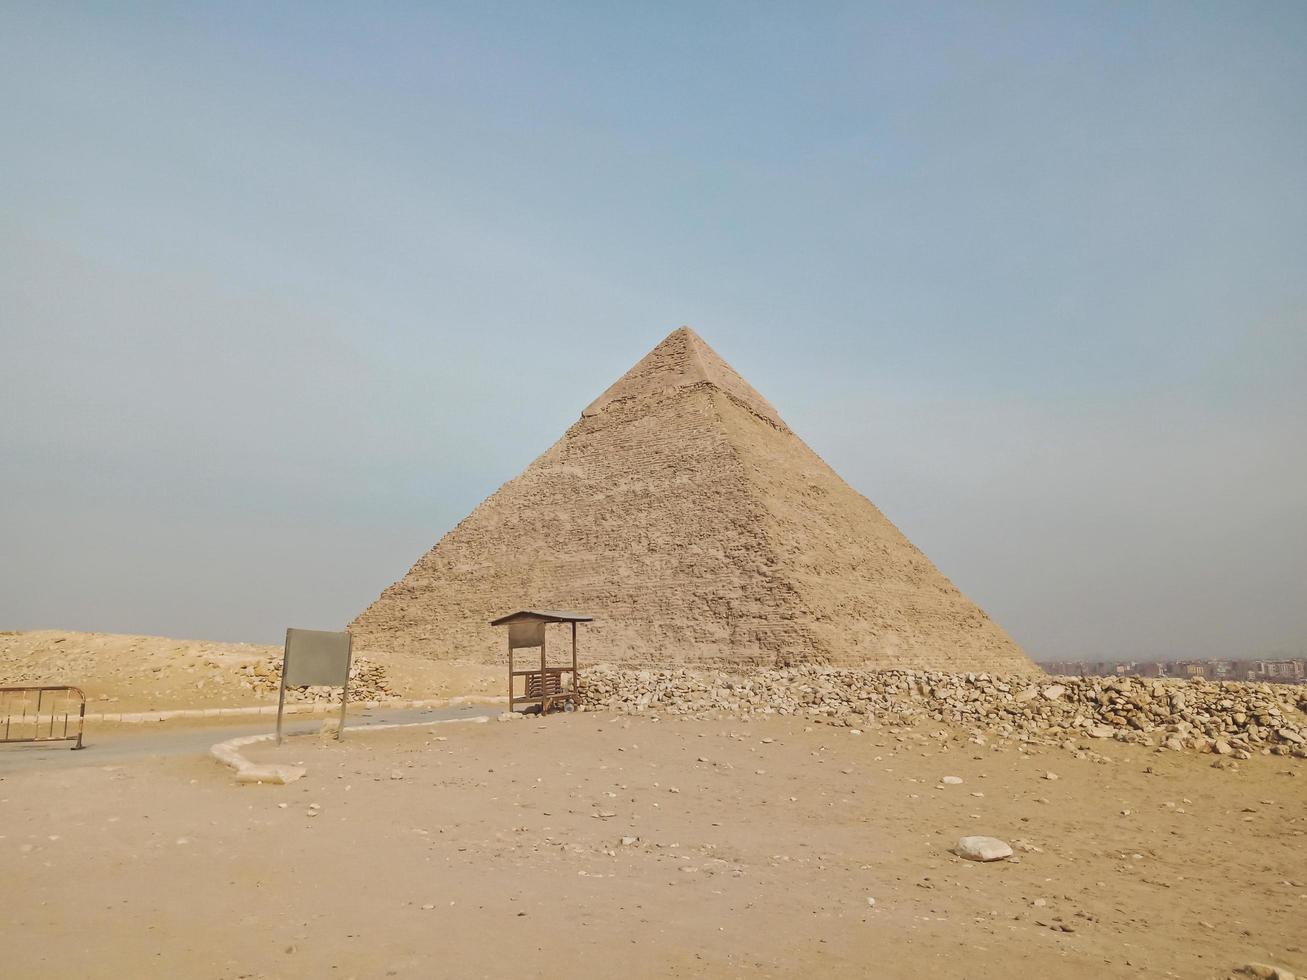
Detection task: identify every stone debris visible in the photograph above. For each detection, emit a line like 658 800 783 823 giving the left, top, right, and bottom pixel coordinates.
579 665 1307 758
233 763 305 785
941 776 963 785
235 655 396 703
1241 964 1297 980
954 836 1013 862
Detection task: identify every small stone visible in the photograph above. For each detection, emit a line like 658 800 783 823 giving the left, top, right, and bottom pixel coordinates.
954 836 1013 862
865 897 876 908
1242 964 1296 980
390 770 405 780
1043 772 1059 781
421 904 435 910
1041 685 1066 701
620 836 639 846
942 776 963 785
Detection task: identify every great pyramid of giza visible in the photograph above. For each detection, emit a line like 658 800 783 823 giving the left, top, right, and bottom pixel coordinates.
351 327 1031 671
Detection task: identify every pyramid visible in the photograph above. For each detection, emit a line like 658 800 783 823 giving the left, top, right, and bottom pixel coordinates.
350 327 1031 672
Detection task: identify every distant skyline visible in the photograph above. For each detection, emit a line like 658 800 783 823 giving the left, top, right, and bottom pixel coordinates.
2 3 1304 660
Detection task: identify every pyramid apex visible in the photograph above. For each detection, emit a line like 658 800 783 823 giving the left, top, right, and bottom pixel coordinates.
582 327 785 428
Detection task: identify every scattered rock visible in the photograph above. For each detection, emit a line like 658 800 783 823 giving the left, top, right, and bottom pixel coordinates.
954 836 1013 862
575 665 1307 761
1241 964 1296 980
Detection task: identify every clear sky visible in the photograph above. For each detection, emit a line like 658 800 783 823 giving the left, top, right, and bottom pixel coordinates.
2 2 1304 661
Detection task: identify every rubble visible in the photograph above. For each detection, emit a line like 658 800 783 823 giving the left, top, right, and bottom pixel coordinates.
234 655 396 703
954 836 1013 862
579 664 1307 758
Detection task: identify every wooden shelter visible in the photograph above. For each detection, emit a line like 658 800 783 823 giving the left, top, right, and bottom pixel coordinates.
491 610 593 714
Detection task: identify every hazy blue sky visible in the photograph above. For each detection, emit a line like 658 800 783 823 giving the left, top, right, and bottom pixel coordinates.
3 2 1304 660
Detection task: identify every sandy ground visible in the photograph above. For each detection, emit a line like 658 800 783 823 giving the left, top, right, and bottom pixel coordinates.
2 711 1303 979
0 630 500 712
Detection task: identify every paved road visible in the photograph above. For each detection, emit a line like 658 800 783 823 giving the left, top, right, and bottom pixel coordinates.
0 702 494 772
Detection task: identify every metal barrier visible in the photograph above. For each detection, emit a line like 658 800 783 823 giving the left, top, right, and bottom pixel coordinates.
0 686 86 750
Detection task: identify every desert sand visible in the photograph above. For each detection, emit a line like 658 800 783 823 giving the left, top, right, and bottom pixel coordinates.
0 629 499 713
2 704 1304 979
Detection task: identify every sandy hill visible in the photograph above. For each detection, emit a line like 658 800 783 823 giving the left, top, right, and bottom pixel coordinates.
0 630 498 711
352 327 1029 672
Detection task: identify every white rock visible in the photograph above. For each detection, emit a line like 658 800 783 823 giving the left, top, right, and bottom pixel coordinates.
942 776 963 785
1242 964 1296 980
234 763 306 785
1041 685 1066 701
954 836 1013 862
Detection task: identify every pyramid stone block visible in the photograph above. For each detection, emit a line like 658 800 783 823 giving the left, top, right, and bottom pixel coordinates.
350 327 1031 672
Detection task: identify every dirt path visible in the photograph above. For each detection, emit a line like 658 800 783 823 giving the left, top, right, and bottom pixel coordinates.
2 711 1303 979
0 701 494 772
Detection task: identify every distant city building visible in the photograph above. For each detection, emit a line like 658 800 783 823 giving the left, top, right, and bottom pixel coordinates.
1040 657 1305 684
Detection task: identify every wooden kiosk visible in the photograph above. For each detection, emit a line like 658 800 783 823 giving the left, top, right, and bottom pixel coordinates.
491 610 592 714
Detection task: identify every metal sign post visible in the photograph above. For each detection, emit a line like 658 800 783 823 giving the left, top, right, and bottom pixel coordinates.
277 628 353 745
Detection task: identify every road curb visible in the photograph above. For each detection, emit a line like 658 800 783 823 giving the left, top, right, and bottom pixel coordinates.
81 693 506 725
209 714 492 785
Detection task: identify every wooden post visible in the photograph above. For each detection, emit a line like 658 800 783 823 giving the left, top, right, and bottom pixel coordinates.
507 635 514 713
540 626 548 713
571 621 578 702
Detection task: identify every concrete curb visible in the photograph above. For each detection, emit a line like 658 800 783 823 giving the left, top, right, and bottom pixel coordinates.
209 714 493 785
79 693 506 725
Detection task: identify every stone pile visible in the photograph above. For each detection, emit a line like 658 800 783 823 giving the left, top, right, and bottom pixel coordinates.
235 656 396 703
579 664 1307 758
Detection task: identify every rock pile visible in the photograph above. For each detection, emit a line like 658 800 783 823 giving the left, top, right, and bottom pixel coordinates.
235 656 396 703
579 665 1307 758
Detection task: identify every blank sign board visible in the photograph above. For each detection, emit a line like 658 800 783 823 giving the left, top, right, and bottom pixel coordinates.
283 628 352 687
508 621 545 649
